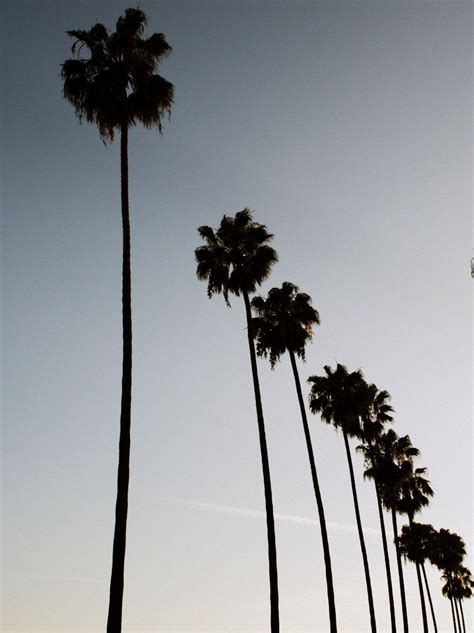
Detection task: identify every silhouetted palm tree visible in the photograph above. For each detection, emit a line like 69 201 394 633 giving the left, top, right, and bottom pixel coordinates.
442 570 463 632
251 282 337 633
447 565 473 633
62 9 173 632
365 429 419 633
195 209 279 632
397 464 434 633
308 364 377 633
431 529 467 633
399 522 439 633
356 388 397 633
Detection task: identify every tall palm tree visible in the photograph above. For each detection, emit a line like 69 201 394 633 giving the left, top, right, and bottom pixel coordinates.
365 429 419 633
442 570 463 632
62 9 173 632
251 282 338 633
399 522 439 633
397 464 434 633
431 529 467 633
308 364 377 633
356 388 397 633
195 209 279 632
448 565 473 633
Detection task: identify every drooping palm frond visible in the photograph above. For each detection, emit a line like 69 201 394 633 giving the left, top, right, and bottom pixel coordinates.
62 8 174 141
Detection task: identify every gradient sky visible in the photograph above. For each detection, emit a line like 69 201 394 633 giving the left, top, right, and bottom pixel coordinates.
1 1 472 631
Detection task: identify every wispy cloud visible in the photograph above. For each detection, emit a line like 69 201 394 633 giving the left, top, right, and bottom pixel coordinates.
174 498 378 535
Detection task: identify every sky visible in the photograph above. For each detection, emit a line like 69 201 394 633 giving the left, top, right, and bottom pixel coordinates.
1 1 472 631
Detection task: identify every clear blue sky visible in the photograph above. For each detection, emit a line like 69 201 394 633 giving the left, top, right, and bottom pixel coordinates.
2 1 472 631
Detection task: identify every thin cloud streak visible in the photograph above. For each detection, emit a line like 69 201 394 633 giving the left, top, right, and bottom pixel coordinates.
11 571 103 584
179 499 378 535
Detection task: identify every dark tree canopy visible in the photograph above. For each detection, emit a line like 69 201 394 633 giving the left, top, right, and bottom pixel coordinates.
251 281 320 366
195 209 278 305
398 522 437 565
308 363 372 436
62 8 174 141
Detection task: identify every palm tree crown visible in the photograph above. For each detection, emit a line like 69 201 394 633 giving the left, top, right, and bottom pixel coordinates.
251 281 320 366
359 384 394 445
397 465 434 521
62 8 174 142
398 522 437 566
195 209 278 305
364 429 420 510
308 363 370 436
431 529 467 573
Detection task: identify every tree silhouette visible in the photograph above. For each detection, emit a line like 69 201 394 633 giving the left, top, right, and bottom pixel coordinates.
62 9 173 632
445 565 472 633
399 522 439 632
356 387 397 633
364 429 419 633
397 464 434 633
252 282 338 632
308 364 377 633
195 209 280 632
431 529 467 633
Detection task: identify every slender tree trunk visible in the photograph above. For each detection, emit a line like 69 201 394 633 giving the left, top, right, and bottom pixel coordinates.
408 517 428 633
421 562 438 633
415 561 428 632
243 290 279 632
342 428 377 633
449 596 458 633
391 507 409 633
458 599 466 633
289 350 337 633
107 122 132 633
454 597 462 633
373 480 397 633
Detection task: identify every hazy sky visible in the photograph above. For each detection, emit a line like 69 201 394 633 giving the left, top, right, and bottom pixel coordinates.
1 1 472 631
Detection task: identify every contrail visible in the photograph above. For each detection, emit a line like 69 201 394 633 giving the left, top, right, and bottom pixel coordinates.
11 571 103 583
177 499 378 535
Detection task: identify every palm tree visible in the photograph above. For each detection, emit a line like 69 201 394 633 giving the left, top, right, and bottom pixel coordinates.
431 529 467 633
449 565 473 633
356 388 397 633
442 570 463 632
399 522 439 633
308 364 377 633
62 10 173 632
365 429 419 633
195 209 280 632
397 464 434 633
251 282 337 632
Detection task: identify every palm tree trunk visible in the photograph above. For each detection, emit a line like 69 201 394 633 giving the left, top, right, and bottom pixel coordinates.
408 517 428 633
288 350 337 633
421 562 438 633
342 428 377 633
449 596 458 633
415 561 429 632
107 121 132 633
458 599 466 633
454 597 462 633
243 290 279 632
373 481 397 633
391 507 409 633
